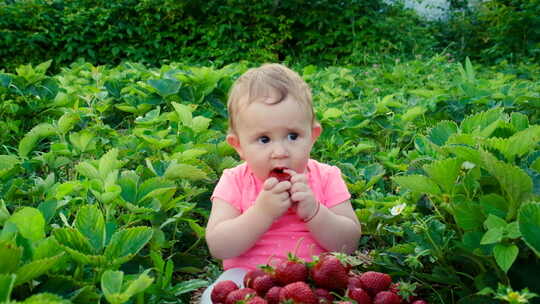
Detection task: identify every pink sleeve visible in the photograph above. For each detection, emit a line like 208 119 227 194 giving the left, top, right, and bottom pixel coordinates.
211 168 242 212
322 165 351 208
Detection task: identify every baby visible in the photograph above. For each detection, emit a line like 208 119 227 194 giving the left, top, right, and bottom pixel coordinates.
201 63 361 303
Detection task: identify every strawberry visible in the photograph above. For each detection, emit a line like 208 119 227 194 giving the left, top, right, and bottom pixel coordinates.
211 280 239 303
225 288 257 304
270 168 291 182
313 288 334 304
336 302 354 304
252 274 276 297
373 291 401 304
412 300 428 304
347 286 372 304
245 296 268 304
274 255 308 285
359 272 392 296
244 269 266 289
310 254 350 290
348 274 364 289
265 286 283 304
279 281 318 304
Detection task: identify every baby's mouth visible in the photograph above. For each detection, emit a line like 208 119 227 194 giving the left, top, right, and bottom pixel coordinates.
269 167 291 182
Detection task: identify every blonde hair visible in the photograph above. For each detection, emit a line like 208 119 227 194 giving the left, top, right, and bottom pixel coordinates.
227 63 315 133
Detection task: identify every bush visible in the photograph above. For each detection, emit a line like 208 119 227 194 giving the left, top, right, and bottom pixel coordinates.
0 0 437 71
439 0 540 63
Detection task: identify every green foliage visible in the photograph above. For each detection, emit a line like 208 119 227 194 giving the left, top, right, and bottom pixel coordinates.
0 0 437 71
441 0 540 63
1 57 539 303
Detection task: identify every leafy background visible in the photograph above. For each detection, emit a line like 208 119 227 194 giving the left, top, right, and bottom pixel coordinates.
1 0 540 303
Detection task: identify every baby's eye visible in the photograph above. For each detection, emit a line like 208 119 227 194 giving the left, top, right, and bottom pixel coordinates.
288 133 298 141
258 136 270 144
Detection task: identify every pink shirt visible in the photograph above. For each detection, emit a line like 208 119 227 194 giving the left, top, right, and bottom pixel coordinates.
211 159 351 270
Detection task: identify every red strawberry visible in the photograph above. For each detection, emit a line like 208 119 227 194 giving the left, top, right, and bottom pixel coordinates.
311 255 350 290
279 281 318 304
212 280 239 303
245 296 268 304
347 286 372 304
274 255 308 285
336 302 354 304
313 288 334 304
373 291 401 304
244 269 266 289
225 288 257 304
359 272 392 296
265 286 283 304
252 274 276 297
270 168 291 182
412 300 428 304
348 274 364 289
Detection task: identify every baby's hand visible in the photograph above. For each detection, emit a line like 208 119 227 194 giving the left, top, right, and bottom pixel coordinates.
254 177 292 220
285 169 319 221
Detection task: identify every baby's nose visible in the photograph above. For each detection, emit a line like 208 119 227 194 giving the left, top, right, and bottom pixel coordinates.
271 142 289 158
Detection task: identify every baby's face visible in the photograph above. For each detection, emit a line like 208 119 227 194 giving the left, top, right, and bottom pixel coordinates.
227 94 320 182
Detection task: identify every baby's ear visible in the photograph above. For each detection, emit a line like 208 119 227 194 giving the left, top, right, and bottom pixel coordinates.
311 122 322 141
226 133 244 159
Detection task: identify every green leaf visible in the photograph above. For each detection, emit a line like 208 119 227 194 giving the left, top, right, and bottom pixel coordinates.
118 171 139 204
171 279 209 296
75 162 99 180
428 120 458 146
75 205 105 252
18 123 56 157
164 162 209 181
423 158 462 193
57 112 80 134
191 116 211 133
0 241 22 274
0 274 16 302
493 243 518 273
15 253 64 286
393 175 441 195
101 270 153 304
6 207 45 241
147 78 181 97
69 130 96 153
460 108 503 135
480 228 503 245
53 228 94 255
511 112 529 131
172 102 193 126
453 200 485 231
400 106 426 123
99 149 121 179
505 222 521 239
484 214 507 230
104 227 153 265
481 150 533 218
444 145 483 166
20 292 71 304
323 108 343 120
122 270 154 299
518 202 540 256
480 193 508 219
485 126 540 162
101 270 124 297
0 155 20 178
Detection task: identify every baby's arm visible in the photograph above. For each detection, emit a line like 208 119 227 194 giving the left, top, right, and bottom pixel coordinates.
287 169 360 253
205 178 292 259
305 200 361 254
